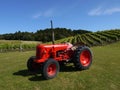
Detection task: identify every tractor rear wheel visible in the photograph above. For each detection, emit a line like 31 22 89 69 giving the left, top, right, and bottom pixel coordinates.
73 46 92 70
42 59 60 79
27 56 39 72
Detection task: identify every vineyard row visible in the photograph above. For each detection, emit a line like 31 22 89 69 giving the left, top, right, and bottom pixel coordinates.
0 30 120 52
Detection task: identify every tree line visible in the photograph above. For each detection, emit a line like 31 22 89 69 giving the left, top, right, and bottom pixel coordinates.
0 28 92 42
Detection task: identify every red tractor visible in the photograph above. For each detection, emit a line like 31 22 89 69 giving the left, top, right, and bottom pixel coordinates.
27 21 92 79
27 43 92 79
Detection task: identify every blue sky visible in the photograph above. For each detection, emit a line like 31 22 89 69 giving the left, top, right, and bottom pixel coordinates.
0 0 120 34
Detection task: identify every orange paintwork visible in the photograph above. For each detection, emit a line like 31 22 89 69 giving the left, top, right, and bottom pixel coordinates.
34 44 74 63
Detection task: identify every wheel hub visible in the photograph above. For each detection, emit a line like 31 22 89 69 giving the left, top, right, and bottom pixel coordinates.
47 64 56 76
80 50 91 66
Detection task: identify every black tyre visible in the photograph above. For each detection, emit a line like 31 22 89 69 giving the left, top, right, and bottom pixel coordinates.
42 59 60 80
73 46 92 70
27 56 39 72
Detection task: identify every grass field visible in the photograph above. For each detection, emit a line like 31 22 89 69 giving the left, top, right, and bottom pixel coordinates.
0 40 41 52
0 42 120 90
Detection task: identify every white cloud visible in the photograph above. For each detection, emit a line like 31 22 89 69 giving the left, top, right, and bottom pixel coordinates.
104 8 120 15
33 9 55 19
88 7 120 16
33 13 42 19
44 9 54 17
88 7 102 16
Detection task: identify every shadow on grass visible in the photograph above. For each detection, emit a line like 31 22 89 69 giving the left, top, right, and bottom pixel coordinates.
60 65 77 72
13 69 34 76
28 75 45 81
13 65 80 81
13 69 45 81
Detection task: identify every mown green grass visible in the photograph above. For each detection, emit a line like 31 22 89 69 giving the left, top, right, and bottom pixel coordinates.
0 42 120 90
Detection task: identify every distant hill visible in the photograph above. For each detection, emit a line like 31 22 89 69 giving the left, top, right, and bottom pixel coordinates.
0 28 91 42
53 29 120 47
0 29 120 52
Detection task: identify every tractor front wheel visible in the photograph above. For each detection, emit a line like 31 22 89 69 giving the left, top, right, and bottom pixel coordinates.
42 59 60 79
27 56 40 72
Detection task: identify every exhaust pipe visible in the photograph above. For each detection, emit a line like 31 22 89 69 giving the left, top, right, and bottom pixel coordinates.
50 20 55 44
